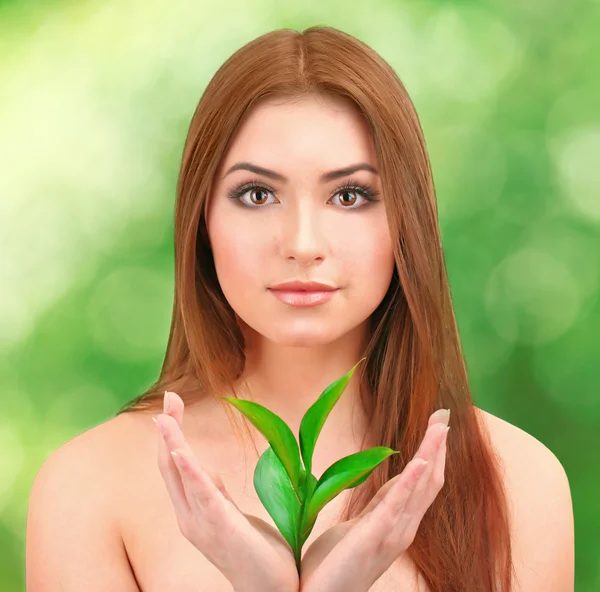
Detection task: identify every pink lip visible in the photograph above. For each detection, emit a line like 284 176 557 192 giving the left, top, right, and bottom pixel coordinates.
268 289 338 307
269 281 336 291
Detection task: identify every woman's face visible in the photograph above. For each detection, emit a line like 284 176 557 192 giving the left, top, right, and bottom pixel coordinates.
204 94 395 348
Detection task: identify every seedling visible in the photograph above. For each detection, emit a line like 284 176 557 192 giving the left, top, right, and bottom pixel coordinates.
218 357 399 574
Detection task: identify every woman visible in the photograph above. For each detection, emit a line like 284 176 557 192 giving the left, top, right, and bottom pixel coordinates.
26 26 574 592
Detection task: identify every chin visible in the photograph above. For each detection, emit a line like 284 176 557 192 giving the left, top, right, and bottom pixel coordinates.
266 326 343 348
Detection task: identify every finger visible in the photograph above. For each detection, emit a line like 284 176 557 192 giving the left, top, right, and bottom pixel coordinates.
159 391 185 498
165 392 239 508
158 412 240 510
356 454 429 523
179 449 239 510
309 457 430 591
164 391 231 500
160 392 190 471
405 425 449 515
156 412 191 450
380 425 448 551
153 416 191 518
303 421 447 589
167 448 292 592
434 426 449 488
411 421 447 480
356 419 443 519
165 390 185 428
428 407 450 427
157 418 228 532
356 423 445 547
170 446 233 517
404 425 448 511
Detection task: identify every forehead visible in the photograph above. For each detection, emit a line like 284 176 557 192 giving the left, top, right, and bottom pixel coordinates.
219 94 377 175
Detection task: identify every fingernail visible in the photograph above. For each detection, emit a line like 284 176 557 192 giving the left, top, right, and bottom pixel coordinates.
440 409 451 426
171 450 185 468
164 390 171 413
152 415 166 436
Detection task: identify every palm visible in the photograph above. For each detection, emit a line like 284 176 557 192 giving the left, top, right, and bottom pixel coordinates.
236 511 300 589
235 504 358 590
298 472 404 587
240 510 356 591
164 391 448 592
245 506 371 590
299 516 361 589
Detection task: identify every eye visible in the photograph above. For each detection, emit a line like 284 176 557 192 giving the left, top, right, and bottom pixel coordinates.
228 182 275 207
330 181 380 208
226 177 381 209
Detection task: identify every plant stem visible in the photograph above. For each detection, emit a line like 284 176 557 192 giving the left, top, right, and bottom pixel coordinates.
295 486 308 575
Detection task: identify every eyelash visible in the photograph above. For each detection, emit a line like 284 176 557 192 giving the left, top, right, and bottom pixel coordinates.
226 176 381 209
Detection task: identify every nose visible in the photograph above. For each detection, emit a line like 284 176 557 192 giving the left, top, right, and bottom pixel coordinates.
278 199 327 265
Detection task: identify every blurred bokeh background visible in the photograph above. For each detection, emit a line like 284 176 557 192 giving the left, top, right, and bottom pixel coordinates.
1 0 599 590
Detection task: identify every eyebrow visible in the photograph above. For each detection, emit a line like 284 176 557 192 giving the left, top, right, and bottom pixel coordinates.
223 161 379 183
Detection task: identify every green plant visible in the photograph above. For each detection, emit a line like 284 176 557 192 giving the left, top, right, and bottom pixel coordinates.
217 357 399 574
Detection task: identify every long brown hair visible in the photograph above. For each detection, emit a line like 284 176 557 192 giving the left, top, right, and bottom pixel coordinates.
116 25 514 591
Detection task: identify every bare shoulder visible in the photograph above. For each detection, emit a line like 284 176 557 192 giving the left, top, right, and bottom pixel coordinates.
40 410 150 472
473 406 570 492
26 411 150 591
30 410 151 522
473 406 575 592
62 409 144 449
473 406 551 466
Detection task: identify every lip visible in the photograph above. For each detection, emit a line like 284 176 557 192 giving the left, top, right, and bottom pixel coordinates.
269 280 337 291
268 288 338 307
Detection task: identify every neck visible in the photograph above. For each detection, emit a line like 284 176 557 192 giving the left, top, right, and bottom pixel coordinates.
229 318 373 447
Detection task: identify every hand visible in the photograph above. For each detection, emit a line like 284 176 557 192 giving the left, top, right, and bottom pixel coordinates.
153 391 299 592
299 408 451 592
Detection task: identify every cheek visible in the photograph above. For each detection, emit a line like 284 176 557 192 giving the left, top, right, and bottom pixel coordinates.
208 209 395 300
209 216 268 291
340 221 395 292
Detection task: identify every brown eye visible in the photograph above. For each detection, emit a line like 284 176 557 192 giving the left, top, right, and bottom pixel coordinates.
338 190 359 206
248 188 269 205
227 177 380 209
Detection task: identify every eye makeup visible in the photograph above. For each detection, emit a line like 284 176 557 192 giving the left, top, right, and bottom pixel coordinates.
226 176 381 209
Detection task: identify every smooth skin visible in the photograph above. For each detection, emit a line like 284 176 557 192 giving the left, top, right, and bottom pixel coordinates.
154 391 450 592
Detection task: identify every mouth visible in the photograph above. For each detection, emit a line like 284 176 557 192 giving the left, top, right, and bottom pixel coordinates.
268 288 339 307
268 281 337 292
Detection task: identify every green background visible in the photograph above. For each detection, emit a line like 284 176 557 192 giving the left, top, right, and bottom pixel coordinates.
1 0 598 590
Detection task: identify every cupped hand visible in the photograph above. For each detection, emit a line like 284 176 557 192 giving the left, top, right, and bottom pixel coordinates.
299 408 451 592
153 391 299 592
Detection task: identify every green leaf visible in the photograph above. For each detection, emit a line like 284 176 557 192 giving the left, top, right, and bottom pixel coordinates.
299 357 366 476
298 469 307 504
303 446 399 531
219 397 302 493
254 445 302 556
299 472 319 546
